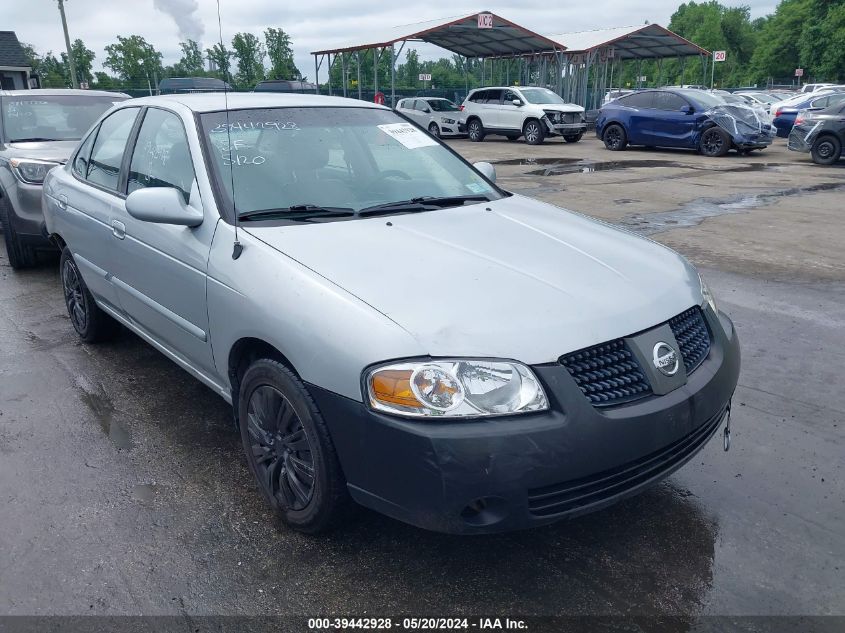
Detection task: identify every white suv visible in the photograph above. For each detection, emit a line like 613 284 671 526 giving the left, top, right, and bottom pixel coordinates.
460 86 586 145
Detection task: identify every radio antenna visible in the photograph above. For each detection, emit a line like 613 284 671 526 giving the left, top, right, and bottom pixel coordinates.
216 0 243 259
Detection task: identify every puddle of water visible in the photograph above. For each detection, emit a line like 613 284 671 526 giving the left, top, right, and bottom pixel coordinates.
494 156 785 177
133 483 157 502
617 182 845 235
77 380 133 451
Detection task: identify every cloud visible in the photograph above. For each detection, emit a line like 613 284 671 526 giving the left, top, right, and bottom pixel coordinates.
11 0 781 80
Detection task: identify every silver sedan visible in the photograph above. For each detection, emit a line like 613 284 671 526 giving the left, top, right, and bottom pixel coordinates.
42 93 739 534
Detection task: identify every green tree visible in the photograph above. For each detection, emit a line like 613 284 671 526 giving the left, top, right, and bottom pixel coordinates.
92 71 118 90
61 39 95 86
205 43 232 81
21 43 69 87
175 39 205 76
104 35 164 88
231 32 265 88
264 28 299 79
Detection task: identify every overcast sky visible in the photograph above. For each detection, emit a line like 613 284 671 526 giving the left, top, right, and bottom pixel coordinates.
10 0 779 80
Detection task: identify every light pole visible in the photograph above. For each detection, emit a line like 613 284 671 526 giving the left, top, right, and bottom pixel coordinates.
57 0 79 88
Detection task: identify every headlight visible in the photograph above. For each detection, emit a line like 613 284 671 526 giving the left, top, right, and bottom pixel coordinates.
366 359 548 418
543 110 560 122
699 273 717 313
441 117 456 124
10 158 59 185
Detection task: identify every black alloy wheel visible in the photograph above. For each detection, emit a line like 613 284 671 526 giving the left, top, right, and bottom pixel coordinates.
62 254 87 334
238 359 352 533
603 124 627 151
246 384 315 511
59 247 119 343
700 127 730 157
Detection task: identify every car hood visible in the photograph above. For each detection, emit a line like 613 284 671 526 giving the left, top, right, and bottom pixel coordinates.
1 140 78 163
244 195 702 364
538 104 584 113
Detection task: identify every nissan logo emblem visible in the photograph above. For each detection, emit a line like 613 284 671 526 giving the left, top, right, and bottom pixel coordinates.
652 342 680 377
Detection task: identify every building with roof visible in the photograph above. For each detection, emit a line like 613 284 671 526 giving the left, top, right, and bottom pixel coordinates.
0 31 33 90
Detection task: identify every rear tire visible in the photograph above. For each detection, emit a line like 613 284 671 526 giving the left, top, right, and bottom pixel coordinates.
699 127 731 157
427 122 440 138
0 197 37 270
59 247 120 343
238 359 353 533
602 124 627 151
467 118 485 142
563 133 583 143
810 135 842 165
523 119 545 145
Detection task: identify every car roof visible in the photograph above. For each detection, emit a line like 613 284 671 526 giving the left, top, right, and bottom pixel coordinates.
0 88 130 98
124 92 386 112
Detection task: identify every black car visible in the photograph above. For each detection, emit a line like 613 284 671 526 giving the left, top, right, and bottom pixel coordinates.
788 102 845 165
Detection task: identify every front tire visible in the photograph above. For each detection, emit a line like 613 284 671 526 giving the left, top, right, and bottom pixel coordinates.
239 359 353 533
810 135 842 165
60 247 119 343
700 127 731 157
523 119 545 145
427 122 440 138
602 124 627 151
0 197 37 270
563 133 583 143
467 118 485 142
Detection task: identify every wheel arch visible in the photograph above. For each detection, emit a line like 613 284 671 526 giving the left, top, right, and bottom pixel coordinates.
228 336 300 426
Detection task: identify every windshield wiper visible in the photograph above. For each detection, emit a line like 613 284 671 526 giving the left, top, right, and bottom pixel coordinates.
238 204 355 222
358 195 490 216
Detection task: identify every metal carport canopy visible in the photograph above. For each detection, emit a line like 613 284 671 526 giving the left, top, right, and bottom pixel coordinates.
310 12 565 57
549 24 710 59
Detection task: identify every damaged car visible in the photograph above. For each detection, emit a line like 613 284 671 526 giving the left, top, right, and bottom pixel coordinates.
597 88 775 156
787 101 845 165
43 93 740 535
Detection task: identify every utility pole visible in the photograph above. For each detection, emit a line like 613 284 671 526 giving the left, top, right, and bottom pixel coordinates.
57 0 79 88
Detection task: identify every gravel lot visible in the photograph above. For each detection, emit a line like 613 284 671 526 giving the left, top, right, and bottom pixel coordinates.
1 134 843 628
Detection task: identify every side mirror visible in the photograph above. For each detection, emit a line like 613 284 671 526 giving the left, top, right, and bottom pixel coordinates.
512 99 522 106
125 187 203 227
473 161 496 183
681 105 695 114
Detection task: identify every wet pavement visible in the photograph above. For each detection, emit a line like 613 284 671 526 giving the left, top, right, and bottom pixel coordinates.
1 137 844 625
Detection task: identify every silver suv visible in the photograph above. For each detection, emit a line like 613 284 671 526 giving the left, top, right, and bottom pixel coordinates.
461 86 586 144
43 93 739 534
0 89 128 268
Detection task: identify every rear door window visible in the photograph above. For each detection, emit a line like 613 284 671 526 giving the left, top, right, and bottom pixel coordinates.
86 107 139 191
484 89 503 105
470 90 487 103
619 92 655 109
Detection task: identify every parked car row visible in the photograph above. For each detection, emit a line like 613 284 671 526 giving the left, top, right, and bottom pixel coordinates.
3 89 739 536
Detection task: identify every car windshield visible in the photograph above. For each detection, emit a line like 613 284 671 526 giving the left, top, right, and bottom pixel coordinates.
1 95 124 142
200 106 501 219
427 100 460 112
519 88 566 105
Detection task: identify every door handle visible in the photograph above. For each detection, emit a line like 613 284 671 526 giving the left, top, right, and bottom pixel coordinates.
111 220 126 240
57 194 67 210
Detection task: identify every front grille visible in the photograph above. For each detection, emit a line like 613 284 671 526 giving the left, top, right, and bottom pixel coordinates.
527 404 726 517
559 306 712 408
668 307 711 373
559 339 652 407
